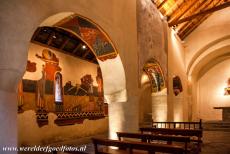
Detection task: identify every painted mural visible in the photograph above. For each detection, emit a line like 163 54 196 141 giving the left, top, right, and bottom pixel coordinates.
18 49 107 127
224 78 230 95
173 76 183 96
55 14 117 61
143 59 165 93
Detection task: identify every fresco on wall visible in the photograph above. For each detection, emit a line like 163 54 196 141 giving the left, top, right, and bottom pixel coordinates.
173 76 183 96
224 78 230 95
143 59 165 93
17 49 107 127
55 15 117 61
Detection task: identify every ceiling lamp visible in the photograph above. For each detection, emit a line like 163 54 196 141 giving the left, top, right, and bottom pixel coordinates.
82 45 87 50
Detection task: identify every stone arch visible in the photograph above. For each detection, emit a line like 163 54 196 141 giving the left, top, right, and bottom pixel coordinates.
139 58 167 125
36 12 127 103
143 59 166 93
188 39 230 120
18 12 127 144
187 35 230 75
0 1 137 148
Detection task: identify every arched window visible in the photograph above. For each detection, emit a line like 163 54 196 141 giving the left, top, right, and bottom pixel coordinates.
55 72 63 103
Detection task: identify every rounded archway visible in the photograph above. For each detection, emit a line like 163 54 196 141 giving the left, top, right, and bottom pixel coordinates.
188 38 230 121
18 12 127 145
139 59 167 126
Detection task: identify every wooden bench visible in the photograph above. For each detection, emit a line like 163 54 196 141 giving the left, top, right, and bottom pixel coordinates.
92 137 185 154
140 127 203 152
117 132 190 153
152 119 202 130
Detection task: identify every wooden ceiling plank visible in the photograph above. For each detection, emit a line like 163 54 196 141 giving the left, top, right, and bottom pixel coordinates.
177 0 213 33
31 40 97 64
60 38 69 50
157 0 168 9
170 0 208 26
180 14 210 39
47 31 55 45
179 0 222 39
72 43 82 54
168 0 198 23
169 1 230 26
82 50 90 58
165 0 185 18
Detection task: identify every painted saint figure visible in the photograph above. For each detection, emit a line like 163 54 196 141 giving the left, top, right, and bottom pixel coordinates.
54 72 63 111
55 72 63 103
36 65 46 111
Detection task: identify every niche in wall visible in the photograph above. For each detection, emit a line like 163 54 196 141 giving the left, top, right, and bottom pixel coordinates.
143 59 165 93
173 76 183 96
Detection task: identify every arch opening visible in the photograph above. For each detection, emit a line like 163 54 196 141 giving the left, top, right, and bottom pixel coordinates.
17 12 127 145
139 59 167 126
188 39 230 121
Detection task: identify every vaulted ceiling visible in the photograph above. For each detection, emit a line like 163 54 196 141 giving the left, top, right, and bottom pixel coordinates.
31 26 98 64
152 0 230 40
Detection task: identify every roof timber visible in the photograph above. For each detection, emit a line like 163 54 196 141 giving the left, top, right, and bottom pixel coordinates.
153 0 230 39
176 0 216 33
169 1 230 26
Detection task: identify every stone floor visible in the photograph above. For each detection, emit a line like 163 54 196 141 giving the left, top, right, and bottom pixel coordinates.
19 131 230 154
61 130 230 154
200 131 230 154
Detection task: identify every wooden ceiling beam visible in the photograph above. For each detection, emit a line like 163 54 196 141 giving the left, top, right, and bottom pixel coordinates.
177 0 214 34
169 0 208 26
47 31 55 45
60 38 69 50
72 43 82 54
31 40 97 64
180 15 210 39
82 49 90 58
168 0 197 23
157 0 168 10
169 1 230 26
178 0 222 39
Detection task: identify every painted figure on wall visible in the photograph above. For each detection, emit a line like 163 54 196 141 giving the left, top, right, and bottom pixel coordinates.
173 76 183 96
224 78 230 95
96 67 104 111
55 72 63 111
20 48 106 126
143 60 165 93
36 65 46 111
36 49 61 81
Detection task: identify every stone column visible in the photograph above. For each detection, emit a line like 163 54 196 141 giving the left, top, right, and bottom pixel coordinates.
0 70 21 153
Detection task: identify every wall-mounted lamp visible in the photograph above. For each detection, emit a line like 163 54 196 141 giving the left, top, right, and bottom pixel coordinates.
224 78 230 95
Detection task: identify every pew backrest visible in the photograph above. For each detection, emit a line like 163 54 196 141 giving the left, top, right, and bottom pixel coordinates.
92 137 185 154
152 119 202 130
117 132 190 143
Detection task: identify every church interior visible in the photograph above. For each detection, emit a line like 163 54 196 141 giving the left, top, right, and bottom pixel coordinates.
0 0 230 153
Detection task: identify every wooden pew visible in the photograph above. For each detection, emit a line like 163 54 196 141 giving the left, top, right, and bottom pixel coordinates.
117 132 190 153
151 119 202 130
92 137 185 154
140 127 203 152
